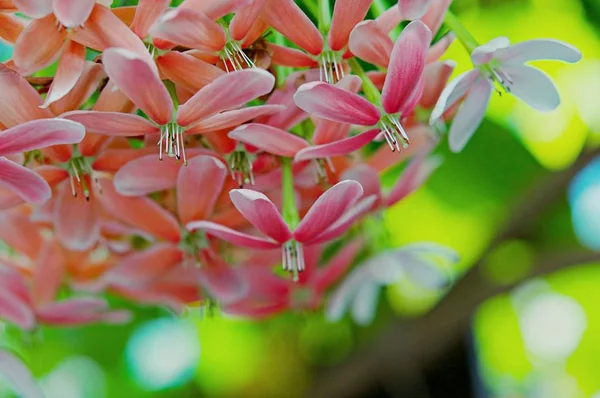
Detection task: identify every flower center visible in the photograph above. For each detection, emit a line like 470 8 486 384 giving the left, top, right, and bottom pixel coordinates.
227 150 255 187
311 158 335 184
282 240 305 282
178 229 210 265
318 50 345 83
158 122 187 164
67 156 101 200
379 114 410 152
220 41 256 72
483 62 513 94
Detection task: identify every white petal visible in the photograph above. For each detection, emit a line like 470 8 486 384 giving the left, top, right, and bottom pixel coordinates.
350 281 380 325
471 36 510 65
429 69 480 123
448 78 493 152
505 65 560 111
496 39 582 65
325 270 365 322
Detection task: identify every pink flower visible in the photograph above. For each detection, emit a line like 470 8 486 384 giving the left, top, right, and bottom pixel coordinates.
430 37 582 152
187 180 375 277
397 0 433 20
294 21 432 152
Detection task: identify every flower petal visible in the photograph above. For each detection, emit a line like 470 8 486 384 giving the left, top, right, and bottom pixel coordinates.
0 118 84 156
180 0 252 20
348 20 393 67
13 15 67 75
177 68 275 126
0 13 25 44
11 0 52 18
420 60 455 109
186 220 280 249
340 164 382 202
0 289 35 330
384 153 441 206
261 0 323 55
313 238 363 293
421 0 451 34
185 105 284 135
31 240 64 306
294 180 363 242
41 40 86 108
294 81 381 126
228 123 308 157
470 36 510 65
61 111 160 136
398 0 433 20
504 65 561 111
496 39 582 65
113 154 181 196
429 69 480 123
157 51 225 92
328 0 373 51
448 78 493 152
0 158 51 204
381 20 431 114
149 8 226 52
229 0 267 41
269 43 318 67
102 48 173 125
229 189 292 243
177 155 228 224
351 279 380 325
131 0 170 39
0 350 43 398
197 257 247 304
50 61 106 116
294 128 380 162
53 0 95 28
36 297 130 326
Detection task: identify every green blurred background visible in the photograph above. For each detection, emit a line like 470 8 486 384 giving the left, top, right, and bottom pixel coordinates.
2 0 600 397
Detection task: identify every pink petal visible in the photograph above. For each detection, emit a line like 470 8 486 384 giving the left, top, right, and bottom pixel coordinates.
0 208 44 258
0 158 51 204
0 350 43 398
382 20 431 114
177 155 228 224
36 298 131 326
0 289 35 330
41 40 86 107
261 0 323 55
197 257 247 304
448 78 493 152
340 164 382 201
376 5 401 33
294 128 380 162
157 51 225 92
50 61 106 116
102 48 173 125
31 240 64 306
312 119 351 145
0 14 25 44
397 0 433 20
177 68 275 126
421 0 451 35
420 60 455 109
97 177 182 242
61 110 160 136
385 153 441 206
11 0 52 18
185 105 284 135
105 243 182 286
0 118 85 156
186 220 281 249
348 20 393 67
269 43 318 67
149 8 226 52
426 33 454 63
131 0 170 39
54 180 101 251
228 123 308 157
294 180 363 242
294 82 381 126
179 0 252 20
429 69 480 123
229 0 267 41
328 0 373 51
114 154 182 196
307 195 377 244
13 15 67 75
313 238 363 292
53 0 95 28
229 189 292 243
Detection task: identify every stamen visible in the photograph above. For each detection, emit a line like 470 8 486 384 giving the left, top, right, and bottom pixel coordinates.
227 150 255 187
282 241 305 282
319 51 344 84
379 115 410 153
158 122 187 164
221 41 256 72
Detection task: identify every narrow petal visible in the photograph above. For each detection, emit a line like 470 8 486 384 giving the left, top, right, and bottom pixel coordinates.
348 20 393 67
102 48 173 125
471 37 510 65
36 298 130 326
105 243 182 286
229 0 267 41
31 240 64 306
177 69 275 126
130 0 170 39
185 105 284 135
376 5 401 33
420 60 455 109
429 69 480 123
54 179 101 251
328 0 373 51
325 269 365 322
114 154 181 196
269 44 318 67
0 209 44 258
294 180 363 242
41 41 86 107
398 0 433 20
0 13 25 44
97 177 182 243
53 0 95 28
0 290 35 329
149 8 226 52
11 0 52 18
314 238 363 293
448 78 493 152
351 280 379 325
228 124 308 157
157 51 225 93
0 158 51 204
0 118 85 156
426 33 454 63
61 111 160 136
186 220 280 249
197 257 247 304
421 0 451 35
504 65 561 111
381 20 432 114
229 189 292 243
294 82 381 126
340 164 382 200
312 118 352 145
13 15 67 75
0 351 43 398
180 0 252 20
50 61 106 116
294 128 380 162
496 39 582 65
384 154 441 206
261 0 323 55
177 155 228 224
93 80 135 113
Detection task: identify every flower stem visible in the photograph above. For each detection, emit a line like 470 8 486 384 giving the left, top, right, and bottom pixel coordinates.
318 0 331 35
443 10 479 54
347 57 382 106
281 157 300 229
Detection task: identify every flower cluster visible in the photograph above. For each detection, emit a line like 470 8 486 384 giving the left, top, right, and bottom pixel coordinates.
0 0 580 356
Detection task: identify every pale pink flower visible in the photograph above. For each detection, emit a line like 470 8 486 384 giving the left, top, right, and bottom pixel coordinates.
0 350 43 398
430 37 582 152
397 0 433 20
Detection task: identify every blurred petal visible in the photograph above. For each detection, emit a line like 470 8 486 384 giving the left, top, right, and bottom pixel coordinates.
31 240 64 306
105 243 182 286
348 20 393 67
114 154 181 196
294 128 380 161
0 350 43 398
228 123 308 157
0 158 51 204
42 40 85 107
398 0 433 20
0 13 25 44
0 290 35 329
351 280 379 325
53 0 95 28
340 164 382 201
384 154 441 206
11 0 52 18
314 238 363 292
186 220 280 249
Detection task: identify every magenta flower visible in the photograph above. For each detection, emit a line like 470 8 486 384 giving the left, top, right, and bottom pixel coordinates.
430 37 582 152
294 21 432 152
